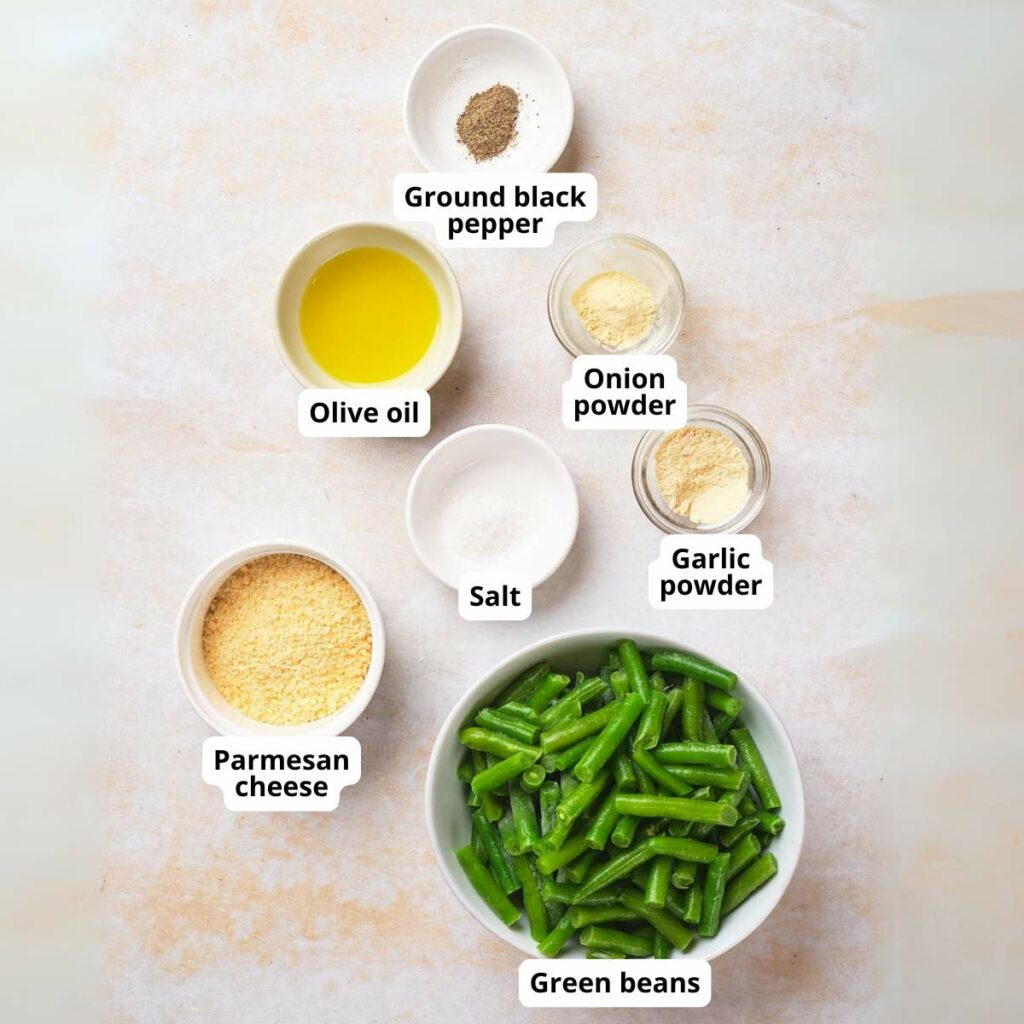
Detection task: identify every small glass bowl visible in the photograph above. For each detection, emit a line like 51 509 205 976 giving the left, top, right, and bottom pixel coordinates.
548 233 686 357
632 405 771 534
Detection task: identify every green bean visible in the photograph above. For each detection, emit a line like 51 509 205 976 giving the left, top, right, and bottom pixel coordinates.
470 749 503 821
471 751 536 794
702 709 720 744
495 662 550 707
569 904 642 928
618 886 695 953
681 882 703 924
653 741 738 768
726 832 761 879
535 833 591 875
618 640 652 703
650 670 666 692
608 668 629 701
651 650 737 692
670 861 698 889
526 672 571 712
456 845 521 927
667 819 693 838
497 810 522 856
691 774 747 839
509 780 541 851
538 781 560 835
729 728 782 810
712 710 738 737
587 949 625 959
719 815 759 848
536 911 575 957
660 688 684 742
738 792 758 816
653 932 671 959
647 835 719 864
756 812 785 836
706 689 743 717
629 866 650 890
550 736 593 771
664 886 689 921
644 855 672 909
457 754 475 784
565 848 599 885
697 852 731 937
501 701 542 723
681 677 706 742
575 693 645 782
662 765 747 790
540 702 619 753
542 880 621 907
511 854 549 940
572 840 656 901
584 786 622 851
556 769 610 828
539 676 606 726
633 690 667 751
612 747 638 791
631 748 693 797
580 925 654 958
459 727 541 761
610 812 640 848
474 708 539 745
616 793 739 827
471 809 520 894
521 764 546 793
722 853 777 915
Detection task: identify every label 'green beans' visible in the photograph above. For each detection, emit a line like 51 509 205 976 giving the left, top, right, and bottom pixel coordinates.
721 853 778 916
456 845 521 927
651 650 738 692
574 693 645 782
654 741 738 768
616 793 739 827
471 751 537 794
729 727 782 810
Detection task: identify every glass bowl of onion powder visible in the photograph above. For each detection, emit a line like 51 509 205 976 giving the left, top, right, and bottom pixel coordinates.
548 233 686 357
632 405 771 534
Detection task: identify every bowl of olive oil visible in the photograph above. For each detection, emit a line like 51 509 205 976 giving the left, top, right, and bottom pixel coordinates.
275 222 463 390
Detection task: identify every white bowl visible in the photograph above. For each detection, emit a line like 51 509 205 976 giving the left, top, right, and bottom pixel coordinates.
175 540 386 736
274 222 462 390
405 25 574 173
425 629 804 959
406 424 578 589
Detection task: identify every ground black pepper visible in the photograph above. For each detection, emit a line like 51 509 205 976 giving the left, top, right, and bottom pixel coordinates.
456 83 519 162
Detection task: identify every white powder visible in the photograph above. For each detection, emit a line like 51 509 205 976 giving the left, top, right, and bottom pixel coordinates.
437 458 545 573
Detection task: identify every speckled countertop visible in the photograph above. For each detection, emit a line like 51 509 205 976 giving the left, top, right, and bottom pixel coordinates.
102 2 877 1020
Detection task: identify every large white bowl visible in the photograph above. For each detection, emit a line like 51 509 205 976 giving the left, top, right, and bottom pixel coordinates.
405 25 574 173
274 221 462 391
175 540 385 737
425 629 804 960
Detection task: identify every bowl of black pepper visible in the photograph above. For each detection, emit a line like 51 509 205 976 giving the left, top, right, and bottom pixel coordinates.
405 25 574 173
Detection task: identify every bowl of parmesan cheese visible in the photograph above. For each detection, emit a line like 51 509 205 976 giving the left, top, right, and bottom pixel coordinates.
175 540 385 736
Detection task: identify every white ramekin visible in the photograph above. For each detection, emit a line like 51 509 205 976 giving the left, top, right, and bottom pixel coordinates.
174 540 385 737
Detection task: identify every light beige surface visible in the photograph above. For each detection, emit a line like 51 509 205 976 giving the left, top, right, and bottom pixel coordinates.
102 1 877 1020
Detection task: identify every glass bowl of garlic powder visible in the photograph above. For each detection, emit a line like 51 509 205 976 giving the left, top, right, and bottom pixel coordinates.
632 405 771 534
548 233 686 357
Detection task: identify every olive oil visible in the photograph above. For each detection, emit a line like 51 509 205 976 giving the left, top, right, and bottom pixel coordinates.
299 246 439 384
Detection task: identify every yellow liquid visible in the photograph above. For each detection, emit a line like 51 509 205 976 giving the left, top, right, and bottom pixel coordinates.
299 246 440 384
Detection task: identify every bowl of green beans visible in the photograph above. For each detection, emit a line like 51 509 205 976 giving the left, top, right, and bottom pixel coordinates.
425 630 803 961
